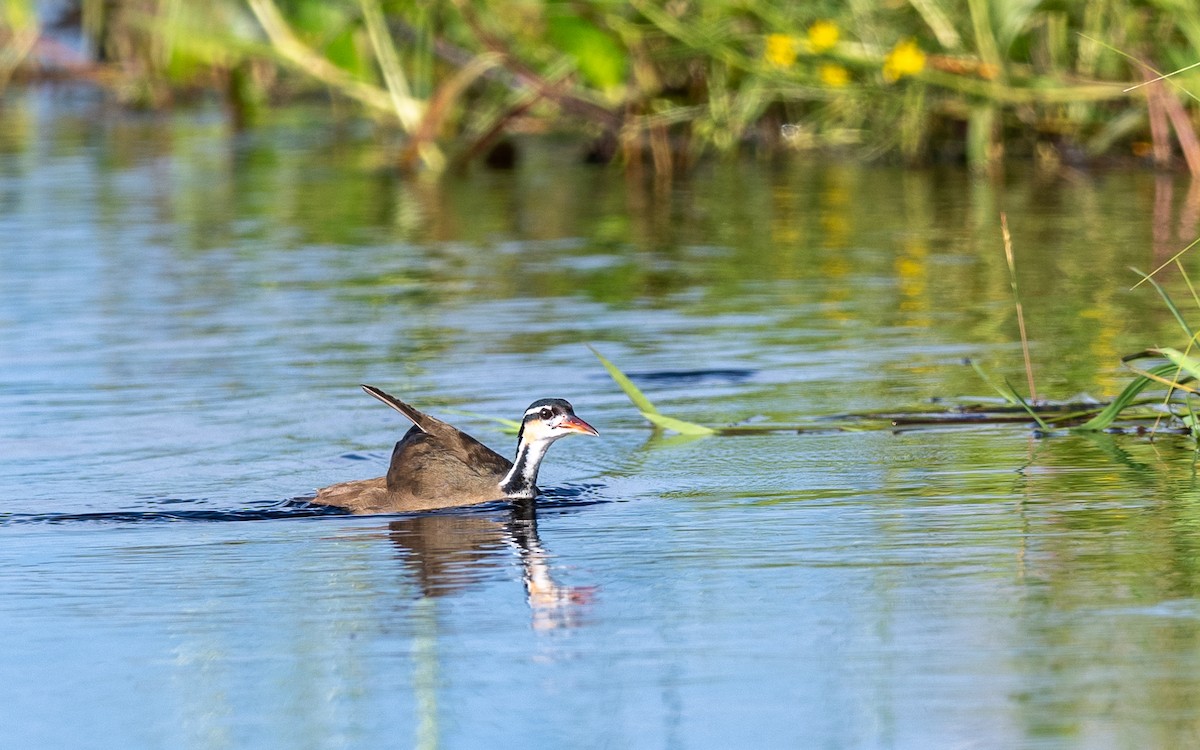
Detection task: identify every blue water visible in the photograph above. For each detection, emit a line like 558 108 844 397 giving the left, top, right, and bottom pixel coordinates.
4 89 1200 748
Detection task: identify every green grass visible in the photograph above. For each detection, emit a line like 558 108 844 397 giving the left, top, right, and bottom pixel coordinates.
6 0 1200 172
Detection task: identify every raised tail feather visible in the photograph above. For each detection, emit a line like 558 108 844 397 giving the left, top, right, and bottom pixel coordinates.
360 384 438 433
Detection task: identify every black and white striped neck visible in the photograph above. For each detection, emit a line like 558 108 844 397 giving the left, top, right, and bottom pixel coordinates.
497 397 596 499
499 438 552 499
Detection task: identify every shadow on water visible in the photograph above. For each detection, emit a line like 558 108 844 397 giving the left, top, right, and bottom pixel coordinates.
626 368 755 385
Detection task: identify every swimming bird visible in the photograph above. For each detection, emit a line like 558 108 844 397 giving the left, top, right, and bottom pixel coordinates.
314 385 598 514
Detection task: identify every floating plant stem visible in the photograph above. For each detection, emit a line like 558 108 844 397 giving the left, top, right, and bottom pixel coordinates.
591 347 1192 438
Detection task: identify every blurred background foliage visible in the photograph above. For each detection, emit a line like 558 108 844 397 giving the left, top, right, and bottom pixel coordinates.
2 0 1200 174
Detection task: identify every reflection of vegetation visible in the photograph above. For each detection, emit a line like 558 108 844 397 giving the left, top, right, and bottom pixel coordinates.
5 89 1196 417
1007 433 1200 730
944 222 1200 439
0 0 36 89
968 250 1200 437
5 1 1200 171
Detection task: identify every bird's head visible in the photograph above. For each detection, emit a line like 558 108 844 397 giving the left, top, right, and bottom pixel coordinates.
517 399 599 446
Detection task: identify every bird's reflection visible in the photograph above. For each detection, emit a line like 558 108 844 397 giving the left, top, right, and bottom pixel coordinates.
387 499 593 629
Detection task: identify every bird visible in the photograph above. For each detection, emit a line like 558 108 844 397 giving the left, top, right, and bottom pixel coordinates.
313 385 598 514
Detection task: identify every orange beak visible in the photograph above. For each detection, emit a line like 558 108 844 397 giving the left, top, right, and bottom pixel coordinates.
561 415 599 436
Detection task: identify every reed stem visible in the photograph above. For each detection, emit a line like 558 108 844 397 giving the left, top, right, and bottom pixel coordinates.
1001 213 1037 404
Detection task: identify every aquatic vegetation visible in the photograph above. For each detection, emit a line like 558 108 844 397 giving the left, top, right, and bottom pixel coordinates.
3 0 1200 172
591 343 1193 438
972 219 1200 439
588 346 715 436
589 246 1200 440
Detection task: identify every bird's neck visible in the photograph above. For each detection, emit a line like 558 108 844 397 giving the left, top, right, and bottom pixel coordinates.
500 438 552 499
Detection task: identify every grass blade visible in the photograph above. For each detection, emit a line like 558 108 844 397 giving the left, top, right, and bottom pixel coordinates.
1157 347 1200 381
588 345 660 415
642 412 716 435
359 0 422 131
1002 378 1050 430
1001 213 1038 403
1130 267 1194 340
1130 237 1200 289
588 345 716 434
1076 361 1183 430
967 358 1022 406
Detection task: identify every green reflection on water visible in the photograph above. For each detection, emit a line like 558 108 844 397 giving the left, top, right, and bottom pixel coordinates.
7 92 1198 414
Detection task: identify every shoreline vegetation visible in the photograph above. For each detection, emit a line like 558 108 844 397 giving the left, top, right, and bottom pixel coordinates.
2 1 1199 175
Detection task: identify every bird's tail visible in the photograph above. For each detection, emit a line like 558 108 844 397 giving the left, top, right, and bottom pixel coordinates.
360 384 437 432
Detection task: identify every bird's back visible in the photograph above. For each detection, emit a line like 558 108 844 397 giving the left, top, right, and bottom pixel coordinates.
315 402 516 513
384 425 513 508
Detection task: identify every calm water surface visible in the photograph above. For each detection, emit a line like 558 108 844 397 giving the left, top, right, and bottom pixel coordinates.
5 89 1200 748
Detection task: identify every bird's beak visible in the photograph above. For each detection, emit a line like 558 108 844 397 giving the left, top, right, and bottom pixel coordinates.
561 415 599 436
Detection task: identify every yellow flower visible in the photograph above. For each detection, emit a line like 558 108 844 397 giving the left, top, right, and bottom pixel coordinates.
807 20 839 53
819 63 849 87
764 34 798 69
883 38 926 82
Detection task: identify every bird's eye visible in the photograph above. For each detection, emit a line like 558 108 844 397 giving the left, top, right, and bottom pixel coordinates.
540 407 552 420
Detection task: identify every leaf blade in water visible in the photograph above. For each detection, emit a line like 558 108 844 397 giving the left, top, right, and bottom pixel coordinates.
642 411 717 435
1075 361 1183 431
1001 377 1049 430
967 359 1022 406
1157 347 1200 382
588 345 660 415
588 346 717 434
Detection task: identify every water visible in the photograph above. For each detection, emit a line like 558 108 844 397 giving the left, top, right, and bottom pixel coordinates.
4 88 1200 748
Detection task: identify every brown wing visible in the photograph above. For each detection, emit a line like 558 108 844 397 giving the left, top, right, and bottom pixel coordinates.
313 476 390 514
314 386 515 514
385 428 513 505
314 430 512 513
